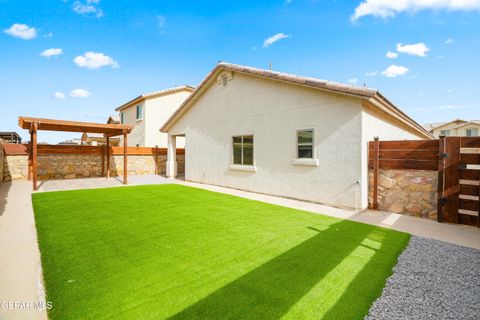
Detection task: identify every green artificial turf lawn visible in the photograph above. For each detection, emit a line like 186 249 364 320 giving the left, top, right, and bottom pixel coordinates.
32 184 410 320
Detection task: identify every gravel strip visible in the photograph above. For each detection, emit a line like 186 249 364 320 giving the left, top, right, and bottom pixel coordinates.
366 236 480 320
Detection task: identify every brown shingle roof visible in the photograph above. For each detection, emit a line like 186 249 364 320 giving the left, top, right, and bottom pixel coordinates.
115 85 195 112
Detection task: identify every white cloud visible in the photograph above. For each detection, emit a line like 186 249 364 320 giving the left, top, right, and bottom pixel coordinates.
4 23 37 40
41 48 63 58
381 65 409 77
52 92 66 100
73 0 103 17
386 51 398 59
348 78 358 84
439 104 461 110
73 51 119 69
396 42 429 57
445 38 455 44
157 15 167 33
263 33 290 48
351 0 480 21
365 71 378 77
70 89 91 98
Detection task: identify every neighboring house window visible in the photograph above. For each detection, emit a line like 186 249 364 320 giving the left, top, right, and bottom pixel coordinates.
233 135 254 165
136 105 143 120
466 128 478 137
440 129 450 137
297 129 314 158
120 112 125 124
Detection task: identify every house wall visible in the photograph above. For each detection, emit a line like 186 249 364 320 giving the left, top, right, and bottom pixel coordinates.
120 103 146 146
457 123 480 137
360 104 428 208
169 72 366 209
145 90 191 148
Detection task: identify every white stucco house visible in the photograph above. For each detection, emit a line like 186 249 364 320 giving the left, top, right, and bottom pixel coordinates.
425 119 480 138
161 63 432 210
115 86 194 147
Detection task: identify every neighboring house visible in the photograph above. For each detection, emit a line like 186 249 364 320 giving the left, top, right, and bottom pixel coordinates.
161 62 432 210
0 132 22 144
106 114 120 124
79 133 120 146
425 119 480 138
115 86 194 147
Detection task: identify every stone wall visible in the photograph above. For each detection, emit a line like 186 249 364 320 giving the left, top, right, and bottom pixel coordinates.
369 169 438 220
2 153 185 181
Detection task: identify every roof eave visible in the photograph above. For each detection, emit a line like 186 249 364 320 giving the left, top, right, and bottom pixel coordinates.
368 94 434 139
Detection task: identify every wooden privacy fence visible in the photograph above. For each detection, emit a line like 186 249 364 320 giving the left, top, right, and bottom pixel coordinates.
369 137 480 227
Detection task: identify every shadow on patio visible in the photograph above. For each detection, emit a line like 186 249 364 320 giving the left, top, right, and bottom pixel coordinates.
167 219 407 320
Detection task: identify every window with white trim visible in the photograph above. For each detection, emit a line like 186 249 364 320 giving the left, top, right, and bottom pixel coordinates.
466 128 478 137
233 135 254 165
120 112 125 124
440 129 450 137
297 129 314 158
136 105 143 120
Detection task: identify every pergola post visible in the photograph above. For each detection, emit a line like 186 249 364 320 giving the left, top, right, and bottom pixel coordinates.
31 123 38 191
27 130 33 180
106 136 110 179
166 134 177 179
123 132 128 184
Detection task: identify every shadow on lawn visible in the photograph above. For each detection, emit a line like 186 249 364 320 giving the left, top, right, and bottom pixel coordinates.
167 220 401 320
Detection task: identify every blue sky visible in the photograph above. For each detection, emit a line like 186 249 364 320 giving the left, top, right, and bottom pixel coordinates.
1 0 479 143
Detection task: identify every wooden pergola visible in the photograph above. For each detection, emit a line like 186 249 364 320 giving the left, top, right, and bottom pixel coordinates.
18 117 133 191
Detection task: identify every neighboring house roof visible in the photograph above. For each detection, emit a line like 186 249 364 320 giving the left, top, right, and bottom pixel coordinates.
426 119 467 132
422 122 447 131
115 85 195 112
106 114 120 124
160 62 433 139
452 120 480 129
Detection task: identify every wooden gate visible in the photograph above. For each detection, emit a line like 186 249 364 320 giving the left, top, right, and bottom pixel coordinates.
438 137 480 226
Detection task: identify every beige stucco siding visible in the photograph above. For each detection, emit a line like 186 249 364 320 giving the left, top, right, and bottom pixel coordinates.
121 104 146 146
145 91 190 148
170 73 366 208
119 90 191 147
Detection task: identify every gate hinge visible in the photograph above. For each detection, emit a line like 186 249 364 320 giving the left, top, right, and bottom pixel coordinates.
440 152 448 159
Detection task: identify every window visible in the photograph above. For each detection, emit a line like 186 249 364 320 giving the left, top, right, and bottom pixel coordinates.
233 135 254 165
466 128 478 137
136 105 143 120
440 129 450 137
297 129 314 158
120 112 125 124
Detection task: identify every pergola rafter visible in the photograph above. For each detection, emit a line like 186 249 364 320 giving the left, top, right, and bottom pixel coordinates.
18 117 133 190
